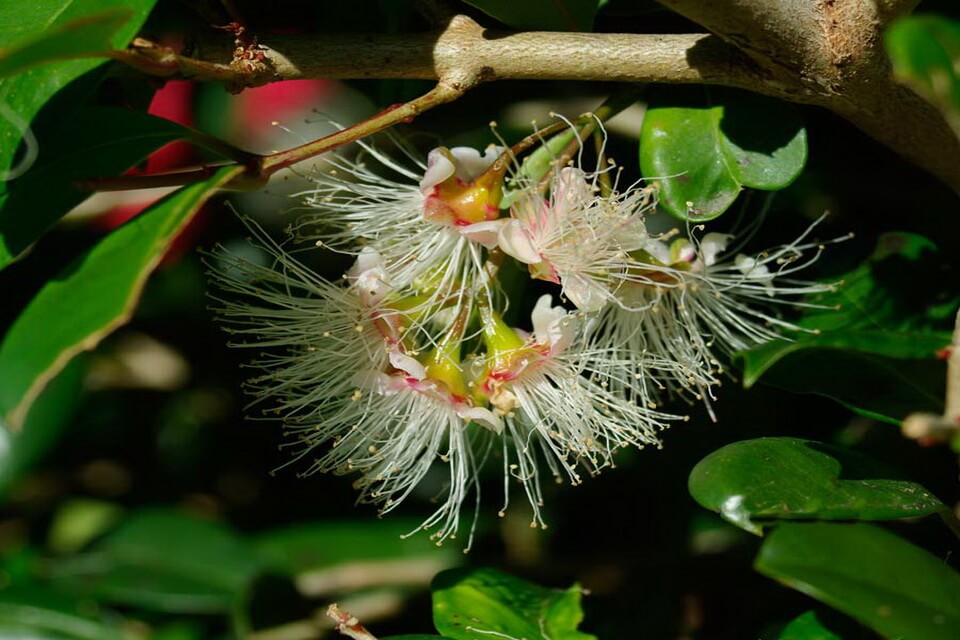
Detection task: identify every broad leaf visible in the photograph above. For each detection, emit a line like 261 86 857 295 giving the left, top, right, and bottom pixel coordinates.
756 522 960 640
640 92 806 220
0 0 157 175
0 9 132 78
0 357 84 499
0 165 241 431
51 508 262 613
688 438 944 535
432 567 595 640
383 637 455 640
739 233 955 423
777 611 841 639
886 15 960 139
462 0 599 31
0 106 193 269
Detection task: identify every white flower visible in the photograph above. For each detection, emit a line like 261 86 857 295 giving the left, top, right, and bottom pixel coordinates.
498 167 656 312
296 140 507 310
470 295 682 528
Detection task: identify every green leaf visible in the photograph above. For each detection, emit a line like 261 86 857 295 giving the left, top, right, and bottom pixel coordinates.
0 586 126 640
50 508 262 614
755 522 960 640
432 567 596 640
461 0 599 31
383 636 456 640
0 165 241 431
0 357 83 498
688 438 944 535
0 106 194 270
0 9 132 78
640 92 806 220
256 519 458 575
739 233 955 423
886 15 960 139
0 0 157 175
777 611 842 639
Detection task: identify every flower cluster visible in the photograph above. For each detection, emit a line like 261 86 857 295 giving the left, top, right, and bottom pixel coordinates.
209 122 834 546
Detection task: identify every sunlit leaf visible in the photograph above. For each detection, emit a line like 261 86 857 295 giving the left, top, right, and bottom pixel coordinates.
777 611 842 639
51 508 262 613
0 0 158 175
432 567 595 640
886 15 960 139
461 0 599 31
756 522 960 640
0 166 241 431
640 91 806 220
689 438 944 535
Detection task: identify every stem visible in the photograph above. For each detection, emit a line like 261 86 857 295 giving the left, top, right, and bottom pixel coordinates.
940 508 960 542
327 604 378 640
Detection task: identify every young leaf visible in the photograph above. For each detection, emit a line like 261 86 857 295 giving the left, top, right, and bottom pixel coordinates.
885 15 960 139
688 438 944 535
0 0 157 175
738 232 956 424
0 166 241 431
0 106 194 270
50 508 262 613
461 0 599 31
755 522 960 640
432 567 596 640
639 92 806 220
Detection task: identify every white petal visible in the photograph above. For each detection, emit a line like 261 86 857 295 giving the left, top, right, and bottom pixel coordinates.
562 275 607 313
459 219 507 248
389 347 426 380
346 247 383 281
554 167 592 216
531 294 574 351
498 220 542 264
420 147 456 192
456 405 503 434
644 239 672 265
734 254 775 296
450 145 503 181
700 233 732 266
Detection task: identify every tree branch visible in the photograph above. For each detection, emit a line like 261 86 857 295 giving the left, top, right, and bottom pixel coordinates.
115 11 960 192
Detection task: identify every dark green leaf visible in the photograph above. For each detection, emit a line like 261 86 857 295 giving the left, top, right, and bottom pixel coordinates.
432 567 595 640
462 0 599 31
739 233 955 423
0 586 126 640
0 358 83 498
885 15 960 139
640 93 806 220
777 611 842 639
51 508 262 613
689 438 944 535
256 519 458 575
755 522 960 640
0 106 193 270
0 165 241 431
0 0 157 175
0 9 132 78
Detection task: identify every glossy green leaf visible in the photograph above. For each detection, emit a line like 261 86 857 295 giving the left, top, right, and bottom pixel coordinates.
256 518 458 575
383 636 455 640
640 93 806 220
0 106 193 270
777 611 841 639
689 438 944 535
0 0 157 175
51 508 262 613
886 15 960 139
0 357 83 498
0 586 126 640
0 165 241 431
739 233 955 423
0 9 131 78
432 567 596 640
756 522 960 640
461 0 599 31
